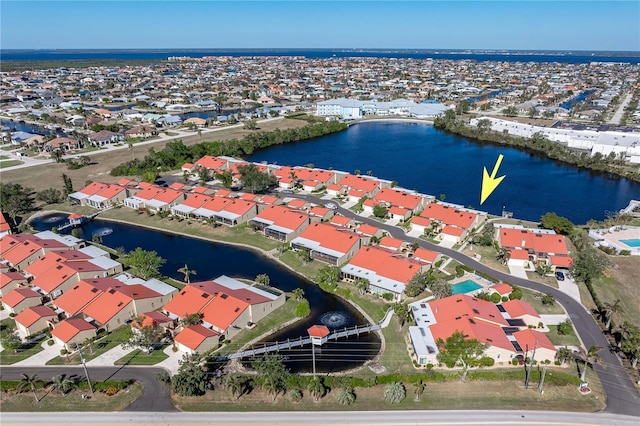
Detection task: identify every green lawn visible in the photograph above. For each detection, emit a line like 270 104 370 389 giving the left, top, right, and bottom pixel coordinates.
0 160 24 168
46 326 132 365
0 342 45 365
547 325 581 347
520 288 566 315
114 347 169 365
0 383 143 412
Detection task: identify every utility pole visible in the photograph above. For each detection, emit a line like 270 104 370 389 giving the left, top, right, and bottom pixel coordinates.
77 344 94 394
538 363 548 393
524 340 537 390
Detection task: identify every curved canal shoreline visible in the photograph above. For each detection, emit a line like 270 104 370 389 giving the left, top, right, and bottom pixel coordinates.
26 208 386 373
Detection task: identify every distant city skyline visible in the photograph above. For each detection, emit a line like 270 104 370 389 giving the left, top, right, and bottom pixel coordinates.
2 1 639 52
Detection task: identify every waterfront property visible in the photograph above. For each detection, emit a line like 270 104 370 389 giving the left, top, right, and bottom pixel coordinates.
290 222 363 265
316 98 449 120
249 205 313 242
589 225 640 255
408 294 556 366
340 245 431 301
495 224 573 270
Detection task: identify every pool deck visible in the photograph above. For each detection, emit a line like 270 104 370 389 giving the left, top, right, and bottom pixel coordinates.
449 272 494 295
589 225 640 255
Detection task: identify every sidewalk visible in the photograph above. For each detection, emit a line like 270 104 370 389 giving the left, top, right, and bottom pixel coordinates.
155 346 184 375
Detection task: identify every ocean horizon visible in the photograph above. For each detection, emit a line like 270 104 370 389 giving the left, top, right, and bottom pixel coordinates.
2 48 640 64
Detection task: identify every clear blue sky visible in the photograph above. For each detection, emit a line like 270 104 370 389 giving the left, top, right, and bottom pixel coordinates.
2 1 639 51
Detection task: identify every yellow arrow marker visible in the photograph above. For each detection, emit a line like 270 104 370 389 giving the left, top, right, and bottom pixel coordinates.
480 154 506 205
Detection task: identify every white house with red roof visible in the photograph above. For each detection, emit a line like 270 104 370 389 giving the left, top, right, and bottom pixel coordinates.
495 224 572 271
290 222 363 265
249 205 313 242
341 246 429 301
1 287 42 314
51 318 97 351
69 181 134 209
408 294 556 366
420 202 487 245
14 305 58 339
174 324 219 354
0 271 28 297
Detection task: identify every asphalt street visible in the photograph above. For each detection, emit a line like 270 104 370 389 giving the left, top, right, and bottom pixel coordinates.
2 409 639 425
297 192 640 417
0 366 176 412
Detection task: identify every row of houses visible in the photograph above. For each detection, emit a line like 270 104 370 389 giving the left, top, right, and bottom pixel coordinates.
0 229 285 354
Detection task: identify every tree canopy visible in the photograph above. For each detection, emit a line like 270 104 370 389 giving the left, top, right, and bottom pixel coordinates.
126 247 166 279
540 212 574 235
237 163 277 194
0 183 34 225
436 330 488 381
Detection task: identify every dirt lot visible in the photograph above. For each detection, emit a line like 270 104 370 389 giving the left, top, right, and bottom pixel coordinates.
0 118 308 194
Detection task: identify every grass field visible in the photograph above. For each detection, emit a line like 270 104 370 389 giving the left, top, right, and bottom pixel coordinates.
520 288 566 315
547 325 582 347
0 383 143 412
0 342 45 365
0 117 309 194
591 255 640 326
172 377 604 412
114 348 169 365
0 160 24 168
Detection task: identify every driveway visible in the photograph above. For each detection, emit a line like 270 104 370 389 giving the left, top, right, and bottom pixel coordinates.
507 265 529 279
12 340 61 366
557 275 581 303
86 344 131 366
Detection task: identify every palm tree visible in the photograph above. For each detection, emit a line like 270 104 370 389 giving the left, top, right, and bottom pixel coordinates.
618 321 640 349
621 336 640 368
178 264 197 284
413 380 425 402
307 376 326 402
50 374 76 396
602 299 621 330
224 375 245 400
383 382 406 404
262 375 284 401
335 386 355 405
180 312 203 326
579 346 601 382
17 373 42 402
292 288 305 301
354 278 369 296
555 346 573 365
392 302 410 331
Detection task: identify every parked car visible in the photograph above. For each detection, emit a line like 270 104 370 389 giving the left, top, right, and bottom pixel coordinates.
555 271 565 281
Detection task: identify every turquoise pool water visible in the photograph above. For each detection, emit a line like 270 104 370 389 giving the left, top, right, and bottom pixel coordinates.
620 239 640 247
451 280 482 295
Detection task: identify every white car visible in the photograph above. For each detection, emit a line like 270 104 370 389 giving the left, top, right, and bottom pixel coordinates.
325 203 337 210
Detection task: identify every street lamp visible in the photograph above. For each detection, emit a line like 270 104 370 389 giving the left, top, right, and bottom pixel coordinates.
76 343 94 394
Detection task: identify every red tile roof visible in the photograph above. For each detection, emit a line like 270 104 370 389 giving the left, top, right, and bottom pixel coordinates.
337 174 380 193
308 324 330 338
373 188 423 210
0 271 27 289
421 203 477 230
163 285 214 318
2 288 41 308
501 299 539 319
194 155 227 171
15 305 57 328
297 222 361 254
51 318 96 343
53 280 103 316
200 293 249 330
348 246 424 284
498 229 569 256
174 324 219 351
82 288 133 325
512 329 556 352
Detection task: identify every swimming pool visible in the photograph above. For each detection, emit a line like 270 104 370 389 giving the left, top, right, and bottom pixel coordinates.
451 280 482 295
620 239 640 248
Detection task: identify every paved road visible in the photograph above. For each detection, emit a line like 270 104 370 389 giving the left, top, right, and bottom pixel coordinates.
2 410 639 425
295 192 640 417
0 366 176 412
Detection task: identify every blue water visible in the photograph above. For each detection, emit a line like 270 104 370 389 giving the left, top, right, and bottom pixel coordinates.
451 280 483 295
620 239 640 248
559 90 595 111
30 214 380 373
2 49 639 64
246 122 640 224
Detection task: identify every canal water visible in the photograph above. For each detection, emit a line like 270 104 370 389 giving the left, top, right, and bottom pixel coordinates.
247 121 640 224
31 213 381 373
